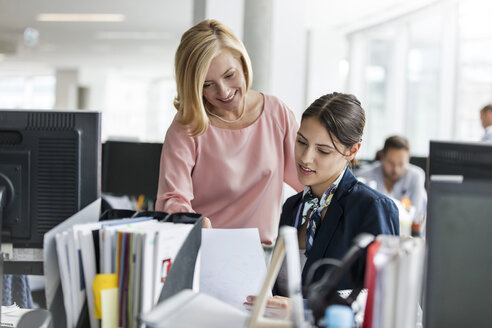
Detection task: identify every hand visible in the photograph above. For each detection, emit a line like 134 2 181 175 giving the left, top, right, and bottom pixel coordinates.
244 295 290 309
202 216 212 229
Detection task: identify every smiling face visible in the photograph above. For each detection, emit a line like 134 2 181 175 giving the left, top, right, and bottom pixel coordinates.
202 48 247 117
295 117 359 198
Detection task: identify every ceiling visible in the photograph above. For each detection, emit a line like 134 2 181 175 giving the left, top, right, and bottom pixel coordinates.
0 0 192 70
0 0 454 73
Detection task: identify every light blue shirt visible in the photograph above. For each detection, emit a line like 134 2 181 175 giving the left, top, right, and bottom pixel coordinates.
482 126 492 142
355 161 427 216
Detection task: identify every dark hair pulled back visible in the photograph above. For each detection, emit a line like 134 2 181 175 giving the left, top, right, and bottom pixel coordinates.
302 92 365 156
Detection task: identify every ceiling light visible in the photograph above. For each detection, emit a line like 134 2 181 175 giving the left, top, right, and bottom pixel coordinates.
96 32 172 40
37 13 125 22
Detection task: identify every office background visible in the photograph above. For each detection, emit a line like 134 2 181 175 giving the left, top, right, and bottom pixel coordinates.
0 0 491 159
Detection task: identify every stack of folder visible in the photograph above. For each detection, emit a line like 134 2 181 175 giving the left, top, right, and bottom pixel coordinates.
363 235 425 328
44 200 196 328
44 199 270 328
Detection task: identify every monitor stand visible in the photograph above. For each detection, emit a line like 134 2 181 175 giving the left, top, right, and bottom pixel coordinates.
0 183 43 276
0 186 43 328
1 246 44 275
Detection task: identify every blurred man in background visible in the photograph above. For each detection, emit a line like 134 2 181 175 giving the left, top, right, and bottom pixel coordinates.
480 104 492 142
355 135 427 217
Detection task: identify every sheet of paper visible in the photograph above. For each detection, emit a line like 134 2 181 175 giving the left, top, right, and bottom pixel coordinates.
78 227 103 328
199 228 268 310
157 219 202 304
102 194 134 210
152 223 194 304
1 304 33 327
141 289 248 328
395 238 425 328
101 288 118 328
43 198 101 310
55 231 75 327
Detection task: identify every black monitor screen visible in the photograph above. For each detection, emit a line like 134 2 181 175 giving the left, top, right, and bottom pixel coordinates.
428 141 492 180
424 180 492 327
0 110 101 248
102 140 162 199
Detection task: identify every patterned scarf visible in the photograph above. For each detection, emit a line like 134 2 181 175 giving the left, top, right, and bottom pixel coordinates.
296 168 345 256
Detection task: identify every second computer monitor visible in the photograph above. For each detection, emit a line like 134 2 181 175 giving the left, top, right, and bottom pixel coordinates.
424 179 492 327
428 140 492 181
0 109 101 248
101 140 162 199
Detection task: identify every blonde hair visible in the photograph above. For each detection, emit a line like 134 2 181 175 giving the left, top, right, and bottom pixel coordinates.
174 19 253 136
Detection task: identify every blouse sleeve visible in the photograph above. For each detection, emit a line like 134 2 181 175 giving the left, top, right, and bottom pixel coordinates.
282 105 304 192
155 121 197 213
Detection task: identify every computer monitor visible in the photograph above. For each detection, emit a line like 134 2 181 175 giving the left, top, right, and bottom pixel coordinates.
428 141 492 180
424 179 492 327
101 140 162 199
0 109 101 251
409 156 427 174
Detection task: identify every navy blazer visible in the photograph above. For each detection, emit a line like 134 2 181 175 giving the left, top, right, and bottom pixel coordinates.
278 168 399 294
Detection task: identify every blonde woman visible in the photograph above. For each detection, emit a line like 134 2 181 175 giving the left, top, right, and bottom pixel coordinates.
156 19 303 244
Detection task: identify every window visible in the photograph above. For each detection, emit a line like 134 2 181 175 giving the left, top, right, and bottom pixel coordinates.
346 1 492 157
0 75 55 109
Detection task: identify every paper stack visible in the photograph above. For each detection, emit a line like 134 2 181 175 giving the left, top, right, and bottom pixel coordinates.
44 200 196 328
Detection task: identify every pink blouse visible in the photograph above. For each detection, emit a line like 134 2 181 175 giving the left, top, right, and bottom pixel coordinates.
155 94 303 244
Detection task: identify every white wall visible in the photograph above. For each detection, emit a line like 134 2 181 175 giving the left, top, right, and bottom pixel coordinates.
269 0 308 117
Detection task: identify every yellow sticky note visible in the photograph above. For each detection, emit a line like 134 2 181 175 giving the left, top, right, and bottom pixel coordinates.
93 274 118 319
101 288 119 328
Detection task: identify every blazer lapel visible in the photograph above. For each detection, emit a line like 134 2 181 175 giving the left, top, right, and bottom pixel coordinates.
301 168 358 280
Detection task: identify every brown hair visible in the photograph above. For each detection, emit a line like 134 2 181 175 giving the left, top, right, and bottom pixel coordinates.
302 92 365 164
382 135 410 155
481 104 492 114
173 19 253 136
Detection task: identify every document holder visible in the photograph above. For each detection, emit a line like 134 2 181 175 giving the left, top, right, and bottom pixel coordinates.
247 226 308 328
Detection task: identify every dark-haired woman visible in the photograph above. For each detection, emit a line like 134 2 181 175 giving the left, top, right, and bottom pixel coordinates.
246 93 399 308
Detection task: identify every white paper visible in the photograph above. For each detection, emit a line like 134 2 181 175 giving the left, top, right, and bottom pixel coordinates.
1 304 33 327
152 223 194 304
77 225 103 328
102 194 134 210
55 231 74 327
199 228 268 310
395 238 425 328
140 289 248 328
43 198 101 311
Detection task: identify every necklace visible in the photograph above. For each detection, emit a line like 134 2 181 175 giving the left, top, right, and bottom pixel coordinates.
205 96 247 124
